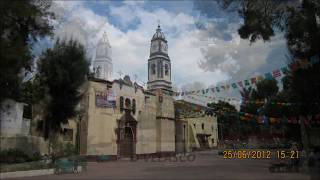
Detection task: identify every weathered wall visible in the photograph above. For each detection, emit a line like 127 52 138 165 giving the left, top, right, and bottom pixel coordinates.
0 99 30 136
158 118 175 152
135 95 157 154
60 119 78 145
186 116 219 150
175 119 188 153
86 82 117 155
155 94 175 153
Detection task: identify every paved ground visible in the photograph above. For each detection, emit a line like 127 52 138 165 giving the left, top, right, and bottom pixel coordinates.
12 150 310 180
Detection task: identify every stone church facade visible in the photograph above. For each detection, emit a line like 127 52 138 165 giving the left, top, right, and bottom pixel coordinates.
74 25 176 159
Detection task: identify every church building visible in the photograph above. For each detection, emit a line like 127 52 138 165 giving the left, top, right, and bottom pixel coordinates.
73 25 176 159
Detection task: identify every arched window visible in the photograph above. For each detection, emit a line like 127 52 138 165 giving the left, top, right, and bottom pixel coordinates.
96 66 101 77
132 99 136 114
183 125 186 140
125 98 131 109
120 96 124 112
151 64 156 74
202 123 204 130
165 64 169 75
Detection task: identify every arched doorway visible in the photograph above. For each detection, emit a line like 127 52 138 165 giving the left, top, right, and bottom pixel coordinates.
119 126 134 157
116 110 137 158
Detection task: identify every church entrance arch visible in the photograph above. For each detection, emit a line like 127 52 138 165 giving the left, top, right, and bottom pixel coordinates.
116 110 137 158
120 126 134 157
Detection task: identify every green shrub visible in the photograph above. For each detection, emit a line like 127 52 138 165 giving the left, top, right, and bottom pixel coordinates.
64 143 76 157
0 161 52 173
0 149 29 164
29 152 42 161
0 149 42 164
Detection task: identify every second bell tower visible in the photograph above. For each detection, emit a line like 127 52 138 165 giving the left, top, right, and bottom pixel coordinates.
147 25 172 92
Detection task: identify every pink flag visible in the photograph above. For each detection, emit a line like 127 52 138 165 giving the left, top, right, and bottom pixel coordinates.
272 69 281 78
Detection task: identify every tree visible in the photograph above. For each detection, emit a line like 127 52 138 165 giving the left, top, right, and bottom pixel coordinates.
211 0 320 58
0 0 54 104
207 101 238 140
255 78 278 100
196 0 320 149
37 39 89 139
239 79 283 138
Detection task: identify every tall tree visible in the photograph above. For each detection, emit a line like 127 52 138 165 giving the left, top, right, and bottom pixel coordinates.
239 79 282 138
37 39 89 139
255 78 278 100
207 101 238 139
196 0 320 149
209 0 320 57
0 0 54 104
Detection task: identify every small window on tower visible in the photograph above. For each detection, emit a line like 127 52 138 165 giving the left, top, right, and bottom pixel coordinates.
120 96 124 112
132 99 136 114
125 98 131 108
63 128 73 141
165 64 169 75
151 64 156 74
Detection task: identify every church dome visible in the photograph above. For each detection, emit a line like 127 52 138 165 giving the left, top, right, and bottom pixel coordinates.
96 32 111 60
151 25 166 41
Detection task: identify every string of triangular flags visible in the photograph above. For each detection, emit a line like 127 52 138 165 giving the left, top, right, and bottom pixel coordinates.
180 95 320 125
189 93 320 107
237 112 320 125
177 97 320 125
215 110 320 125
173 54 319 96
187 94 240 101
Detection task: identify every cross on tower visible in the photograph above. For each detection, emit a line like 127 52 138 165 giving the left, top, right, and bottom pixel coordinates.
117 70 123 78
157 19 161 28
134 74 138 82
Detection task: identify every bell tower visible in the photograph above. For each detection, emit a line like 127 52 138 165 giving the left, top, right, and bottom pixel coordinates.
147 25 172 92
92 32 113 81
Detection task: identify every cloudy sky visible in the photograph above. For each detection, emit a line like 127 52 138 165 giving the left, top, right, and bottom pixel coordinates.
35 0 288 94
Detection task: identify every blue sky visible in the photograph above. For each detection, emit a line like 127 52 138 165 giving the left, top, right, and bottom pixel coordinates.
45 0 288 97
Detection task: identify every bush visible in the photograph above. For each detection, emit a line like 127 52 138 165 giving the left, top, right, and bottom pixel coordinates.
0 149 29 164
29 152 42 161
49 137 77 162
0 149 42 164
0 161 52 173
64 143 76 157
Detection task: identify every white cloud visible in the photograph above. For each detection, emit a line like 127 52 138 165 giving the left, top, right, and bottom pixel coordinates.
48 1 287 93
198 30 287 82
